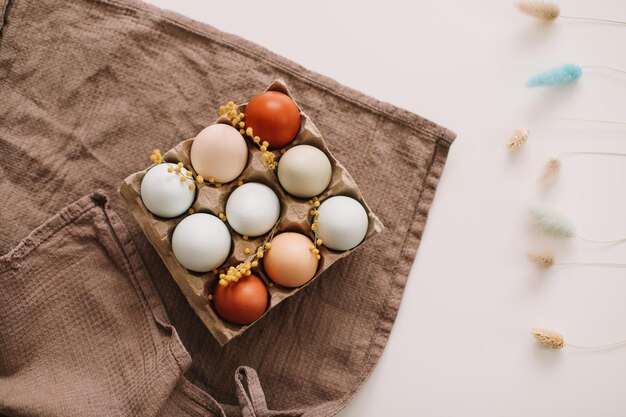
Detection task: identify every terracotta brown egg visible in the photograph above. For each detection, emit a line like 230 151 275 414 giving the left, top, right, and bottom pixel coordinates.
244 91 300 149
213 274 268 325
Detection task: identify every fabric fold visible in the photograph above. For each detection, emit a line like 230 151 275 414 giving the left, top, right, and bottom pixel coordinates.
0 192 191 417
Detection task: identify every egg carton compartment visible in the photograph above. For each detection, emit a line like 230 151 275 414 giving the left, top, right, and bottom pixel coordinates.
120 79 383 345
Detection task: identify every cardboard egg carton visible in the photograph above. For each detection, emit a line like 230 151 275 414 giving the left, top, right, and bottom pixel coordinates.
120 80 383 345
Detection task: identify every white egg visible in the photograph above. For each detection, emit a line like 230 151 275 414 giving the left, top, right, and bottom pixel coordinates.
171 213 231 272
140 163 195 218
225 182 280 237
317 196 368 251
277 145 332 198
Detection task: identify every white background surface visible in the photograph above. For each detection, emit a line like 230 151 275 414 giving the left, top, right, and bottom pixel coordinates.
144 1 626 415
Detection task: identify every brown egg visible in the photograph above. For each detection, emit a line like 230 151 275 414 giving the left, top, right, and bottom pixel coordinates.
213 274 268 325
244 91 300 149
263 232 319 288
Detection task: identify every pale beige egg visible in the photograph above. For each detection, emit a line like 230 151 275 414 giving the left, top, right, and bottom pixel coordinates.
190 124 248 183
263 232 318 288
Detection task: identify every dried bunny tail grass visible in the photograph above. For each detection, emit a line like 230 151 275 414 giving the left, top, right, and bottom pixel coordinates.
507 128 529 151
540 158 561 184
516 1 560 20
533 329 626 350
533 328 564 349
529 206 576 238
527 64 582 87
528 252 554 268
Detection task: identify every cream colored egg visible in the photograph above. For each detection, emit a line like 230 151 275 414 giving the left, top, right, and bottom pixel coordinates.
277 145 332 198
140 163 195 218
171 213 231 272
190 124 248 184
225 182 280 237
317 196 368 251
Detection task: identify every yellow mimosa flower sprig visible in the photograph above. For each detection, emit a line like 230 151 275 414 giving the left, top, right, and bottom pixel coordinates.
219 101 278 170
308 197 322 260
148 149 229 201
211 240 275 292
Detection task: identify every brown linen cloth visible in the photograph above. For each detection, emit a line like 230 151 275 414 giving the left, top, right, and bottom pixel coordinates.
0 0 456 416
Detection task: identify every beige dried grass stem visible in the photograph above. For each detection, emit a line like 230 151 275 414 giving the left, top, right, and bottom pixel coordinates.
516 1 626 25
527 251 626 268
533 328 626 350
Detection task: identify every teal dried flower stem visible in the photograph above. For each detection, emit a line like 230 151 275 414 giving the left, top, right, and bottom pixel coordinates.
529 206 626 244
527 64 582 87
527 64 626 87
